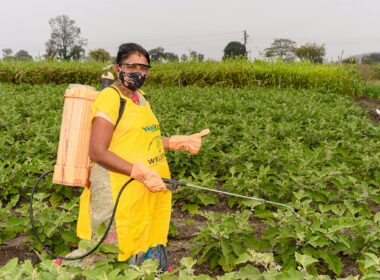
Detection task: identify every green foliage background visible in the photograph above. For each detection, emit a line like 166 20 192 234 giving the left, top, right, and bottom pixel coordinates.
0 60 363 95
0 61 379 279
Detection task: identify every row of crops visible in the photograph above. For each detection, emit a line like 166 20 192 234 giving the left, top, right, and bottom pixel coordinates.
0 60 363 95
0 61 379 279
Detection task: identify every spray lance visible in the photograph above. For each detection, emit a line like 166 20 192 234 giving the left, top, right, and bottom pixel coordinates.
29 69 302 263
162 179 302 220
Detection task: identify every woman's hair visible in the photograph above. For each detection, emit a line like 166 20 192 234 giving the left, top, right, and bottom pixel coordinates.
116 43 150 65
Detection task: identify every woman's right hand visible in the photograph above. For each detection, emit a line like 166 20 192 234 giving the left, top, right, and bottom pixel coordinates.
168 128 210 155
130 162 167 192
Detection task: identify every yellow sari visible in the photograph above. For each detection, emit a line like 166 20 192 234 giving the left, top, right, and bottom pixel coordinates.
76 87 172 261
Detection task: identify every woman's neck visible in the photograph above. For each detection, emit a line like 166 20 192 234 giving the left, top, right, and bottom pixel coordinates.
115 81 135 98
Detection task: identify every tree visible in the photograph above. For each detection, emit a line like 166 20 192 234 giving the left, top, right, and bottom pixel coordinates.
2 48 13 60
295 43 325 63
149 47 180 62
189 50 204 62
264 39 297 62
14 50 33 61
45 15 87 60
71 45 86 61
180 54 188 62
45 39 58 60
88 48 111 62
223 41 247 59
362 53 380 64
164 52 179 62
149 47 166 62
342 56 358 64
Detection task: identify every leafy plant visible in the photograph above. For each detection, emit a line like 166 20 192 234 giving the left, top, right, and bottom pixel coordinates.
1 82 380 278
191 210 258 272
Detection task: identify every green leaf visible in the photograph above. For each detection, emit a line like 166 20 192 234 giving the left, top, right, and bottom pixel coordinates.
236 264 261 279
308 236 330 248
123 269 142 279
198 193 219 206
362 253 380 270
275 269 305 280
169 220 178 237
318 250 343 275
197 243 215 264
98 243 121 254
21 260 34 274
262 226 280 240
253 209 274 218
230 241 246 257
140 259 159 274
210 254 219 269
221 240 233 256
218 254 233 272
361 274 380 280
180 257 197 269
216 272 236 280
226 197 237 209
181 204 200 214
61 230 79 244
240 199 262 209
78 239 97 251
194 275 214 280
107 269 122 278
316 275 332 280
235 252 252 265
336 276 359 280
374 212 380 223
0 258 18 273
295 252 318 269
8 195 20 208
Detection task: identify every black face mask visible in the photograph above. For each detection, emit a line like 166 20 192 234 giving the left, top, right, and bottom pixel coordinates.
119 71 146 91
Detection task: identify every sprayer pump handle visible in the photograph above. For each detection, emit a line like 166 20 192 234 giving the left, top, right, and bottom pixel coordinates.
162 178 186 191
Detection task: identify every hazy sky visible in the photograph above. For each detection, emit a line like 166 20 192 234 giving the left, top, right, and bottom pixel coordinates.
1 0 379 60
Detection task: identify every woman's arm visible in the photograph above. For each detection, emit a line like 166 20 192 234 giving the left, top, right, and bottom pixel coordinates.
89 117 133 175
161 137 170 150
90 117 167 191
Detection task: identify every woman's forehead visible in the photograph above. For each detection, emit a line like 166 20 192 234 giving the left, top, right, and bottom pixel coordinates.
122 52 148 64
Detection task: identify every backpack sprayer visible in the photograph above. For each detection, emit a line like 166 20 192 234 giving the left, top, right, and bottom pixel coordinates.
29 66 301 263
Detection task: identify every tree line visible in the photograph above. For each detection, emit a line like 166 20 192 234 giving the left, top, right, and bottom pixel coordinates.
2 15 380 64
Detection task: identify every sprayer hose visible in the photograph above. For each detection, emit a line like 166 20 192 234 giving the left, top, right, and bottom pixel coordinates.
29 169 134 261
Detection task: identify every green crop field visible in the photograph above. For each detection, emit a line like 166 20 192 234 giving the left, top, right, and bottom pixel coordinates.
0 60 364 95
0 61 379 279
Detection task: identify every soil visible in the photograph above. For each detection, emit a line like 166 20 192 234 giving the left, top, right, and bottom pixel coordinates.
0 234 39 266
354 96 380 124
341 255 361 278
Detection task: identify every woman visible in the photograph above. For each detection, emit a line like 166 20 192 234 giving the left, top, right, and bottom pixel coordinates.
72 43 209 271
